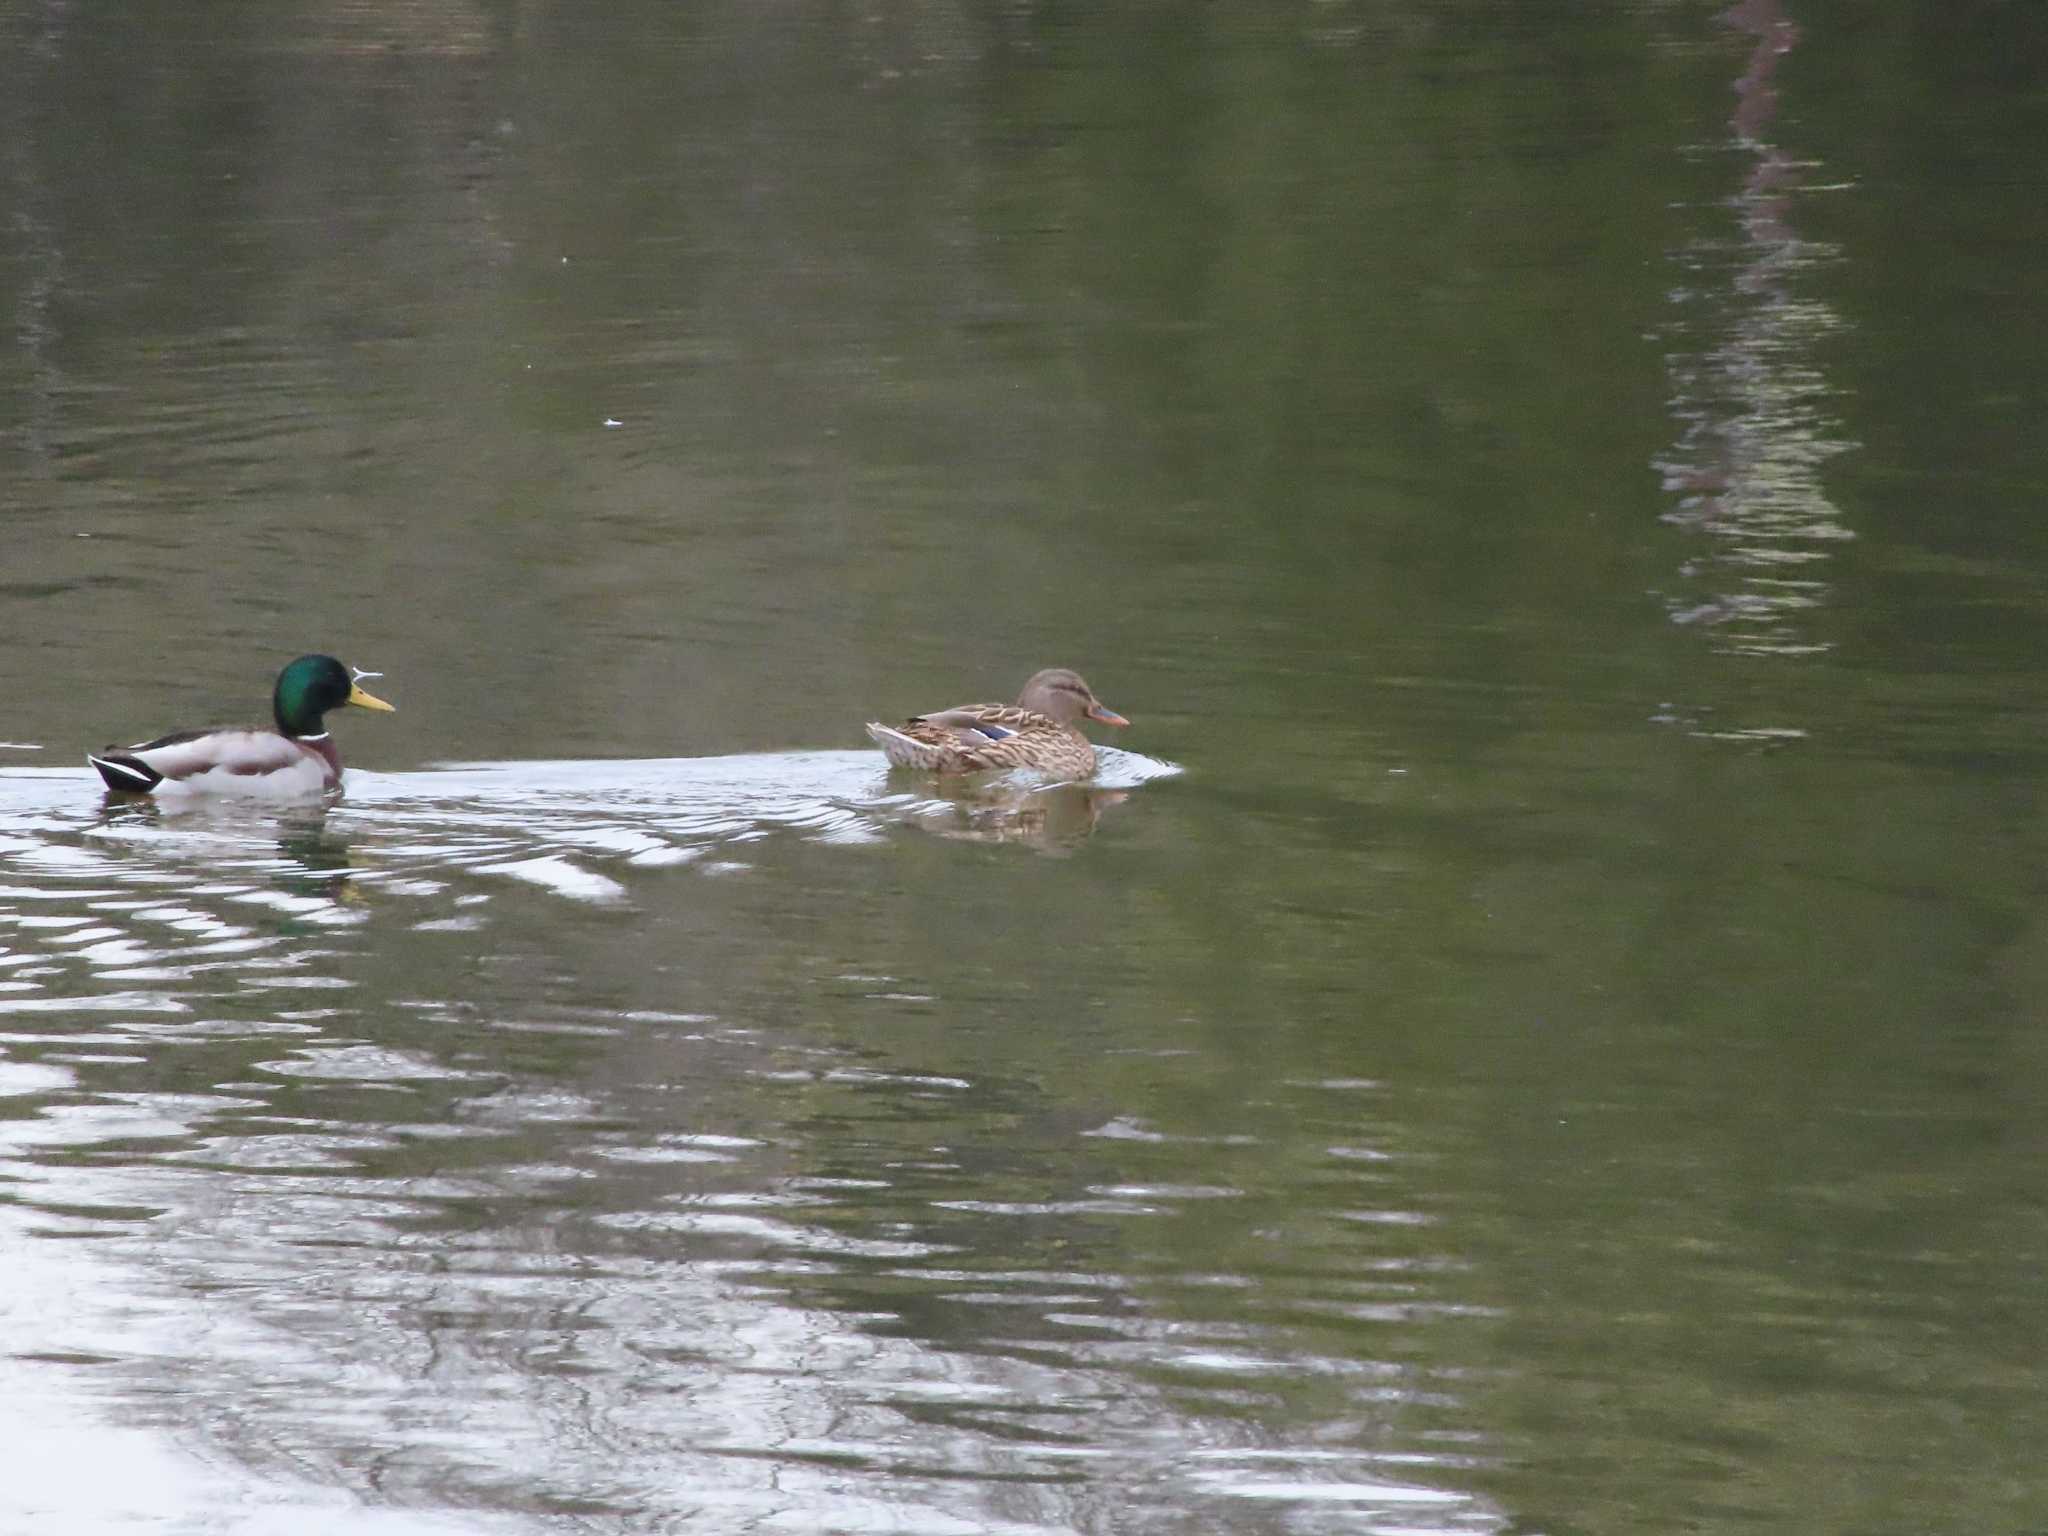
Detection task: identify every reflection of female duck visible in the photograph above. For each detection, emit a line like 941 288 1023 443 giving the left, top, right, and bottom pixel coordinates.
89 654 395 797
866 668 1128 781
921 782 1131 852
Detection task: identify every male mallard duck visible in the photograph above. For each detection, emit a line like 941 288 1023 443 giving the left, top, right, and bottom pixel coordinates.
88 654 395 797
866 667 1128 780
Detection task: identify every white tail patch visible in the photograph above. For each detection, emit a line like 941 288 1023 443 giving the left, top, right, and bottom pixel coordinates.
865 723 939 770
88 753 156 791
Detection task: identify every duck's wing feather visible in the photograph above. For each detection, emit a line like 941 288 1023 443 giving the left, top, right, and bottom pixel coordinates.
910 703 1056 743
864 703 1040 771
866 705 1092 777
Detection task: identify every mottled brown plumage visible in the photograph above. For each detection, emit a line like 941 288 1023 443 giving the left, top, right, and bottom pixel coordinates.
865 667 1129 780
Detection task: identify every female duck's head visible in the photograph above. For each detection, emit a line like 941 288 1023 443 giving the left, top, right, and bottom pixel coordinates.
1017 668 1128 729
272 654 396 739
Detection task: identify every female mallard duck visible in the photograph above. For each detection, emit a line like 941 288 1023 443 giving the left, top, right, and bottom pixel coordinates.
88 654 395 797
865 667 1129 780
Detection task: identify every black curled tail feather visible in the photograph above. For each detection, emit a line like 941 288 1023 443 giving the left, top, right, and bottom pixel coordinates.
89 751 162 793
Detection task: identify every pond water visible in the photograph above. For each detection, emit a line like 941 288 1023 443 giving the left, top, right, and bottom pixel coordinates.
5 2 2048 1532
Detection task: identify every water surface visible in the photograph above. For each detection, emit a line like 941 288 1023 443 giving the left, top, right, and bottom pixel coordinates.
6 1 2048 1532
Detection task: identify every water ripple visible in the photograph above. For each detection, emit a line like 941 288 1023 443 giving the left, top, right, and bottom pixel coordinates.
0 745 1513 1535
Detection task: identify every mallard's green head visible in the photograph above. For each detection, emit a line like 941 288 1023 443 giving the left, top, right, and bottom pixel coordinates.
273 654 396 739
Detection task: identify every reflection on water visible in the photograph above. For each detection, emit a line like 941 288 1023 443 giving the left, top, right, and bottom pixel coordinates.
1656 0 1854 661
0 748 1521 1535
897 781 1133 853
4 745 1178 909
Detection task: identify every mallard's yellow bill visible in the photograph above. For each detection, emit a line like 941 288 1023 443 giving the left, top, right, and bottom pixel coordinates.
348 682 396 712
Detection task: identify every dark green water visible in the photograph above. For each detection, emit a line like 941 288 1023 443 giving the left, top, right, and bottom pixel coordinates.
5 2 2048 1531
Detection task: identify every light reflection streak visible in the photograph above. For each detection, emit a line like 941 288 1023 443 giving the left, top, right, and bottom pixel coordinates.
1656 0 1854 662
0 744 1515 1534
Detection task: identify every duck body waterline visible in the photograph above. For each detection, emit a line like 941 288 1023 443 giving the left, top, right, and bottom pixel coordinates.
88 654 395 799
865 667 1128 781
